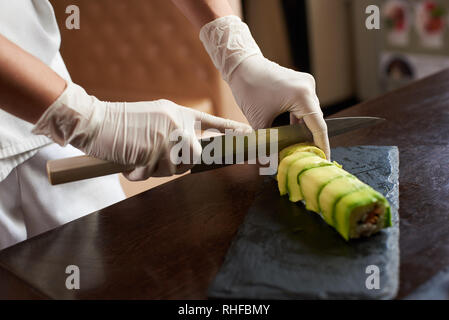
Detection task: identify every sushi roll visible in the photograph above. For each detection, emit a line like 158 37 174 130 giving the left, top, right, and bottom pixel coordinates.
277 144 392 240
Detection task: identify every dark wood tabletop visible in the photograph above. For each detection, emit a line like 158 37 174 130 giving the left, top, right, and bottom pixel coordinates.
1 70 448 300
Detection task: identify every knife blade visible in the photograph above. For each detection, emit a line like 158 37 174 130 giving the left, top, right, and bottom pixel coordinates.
46 116 384 185
191 116 385 173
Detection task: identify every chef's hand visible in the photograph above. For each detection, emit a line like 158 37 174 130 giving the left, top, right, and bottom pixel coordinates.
32 81 252 181
200 15 330 159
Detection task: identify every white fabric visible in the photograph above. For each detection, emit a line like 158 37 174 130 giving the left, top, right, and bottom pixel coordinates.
0 0 127 250
0 0 69 181
199 15 330 159
32 82 252 181
0 143 126 250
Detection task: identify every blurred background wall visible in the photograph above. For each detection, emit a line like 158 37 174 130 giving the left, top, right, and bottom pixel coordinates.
306 0 355 106
245 0 449 106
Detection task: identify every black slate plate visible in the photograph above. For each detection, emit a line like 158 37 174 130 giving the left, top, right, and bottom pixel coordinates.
208 146 400 300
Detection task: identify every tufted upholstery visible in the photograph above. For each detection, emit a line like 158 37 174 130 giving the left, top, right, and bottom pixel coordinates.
50 0 246 197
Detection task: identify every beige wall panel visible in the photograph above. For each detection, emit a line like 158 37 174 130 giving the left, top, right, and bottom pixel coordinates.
307 0 355 105
245 0 294 68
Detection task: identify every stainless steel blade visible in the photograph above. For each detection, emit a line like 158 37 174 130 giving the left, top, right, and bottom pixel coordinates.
191 116 385 174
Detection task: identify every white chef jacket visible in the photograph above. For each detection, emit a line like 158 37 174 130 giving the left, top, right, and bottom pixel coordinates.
0 0 127 250
0 0 69 181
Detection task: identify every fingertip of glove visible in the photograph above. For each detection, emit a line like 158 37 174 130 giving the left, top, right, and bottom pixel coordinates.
233 123 253 135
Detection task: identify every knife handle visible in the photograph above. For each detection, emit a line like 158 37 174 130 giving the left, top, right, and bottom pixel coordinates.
47 156 131 185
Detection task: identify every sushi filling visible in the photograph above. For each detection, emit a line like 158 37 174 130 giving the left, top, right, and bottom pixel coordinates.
349 203 385 239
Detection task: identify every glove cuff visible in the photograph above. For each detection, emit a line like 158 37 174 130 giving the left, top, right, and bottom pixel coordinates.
199 15 262 82
32 81 104 149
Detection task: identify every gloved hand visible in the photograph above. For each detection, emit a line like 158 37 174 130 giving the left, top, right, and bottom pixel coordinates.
200 15 330 159
32 81 252 181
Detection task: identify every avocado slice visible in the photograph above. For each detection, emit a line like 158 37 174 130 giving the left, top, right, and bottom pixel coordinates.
334 188 391 240
318 176 365 226
277 152 317 196
279 143 326 162
286 156 331 202
298 165 348 213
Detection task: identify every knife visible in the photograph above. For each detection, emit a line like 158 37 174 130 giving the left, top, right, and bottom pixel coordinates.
46 117 384 185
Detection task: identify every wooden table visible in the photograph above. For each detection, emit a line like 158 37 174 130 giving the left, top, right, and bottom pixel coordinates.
1 71 448 299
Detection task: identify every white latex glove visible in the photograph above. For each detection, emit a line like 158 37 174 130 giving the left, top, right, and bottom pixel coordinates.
199 15 330 159
32 81 252 181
